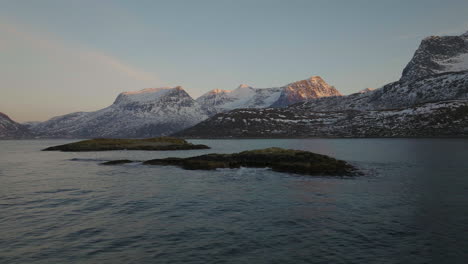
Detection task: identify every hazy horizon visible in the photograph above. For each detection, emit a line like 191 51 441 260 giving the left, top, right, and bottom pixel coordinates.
1 0 468 122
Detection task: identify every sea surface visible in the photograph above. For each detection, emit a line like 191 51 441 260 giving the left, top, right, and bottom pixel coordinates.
0 139 467 264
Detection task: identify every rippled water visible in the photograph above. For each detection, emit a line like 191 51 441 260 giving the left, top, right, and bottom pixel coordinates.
0 139 467 263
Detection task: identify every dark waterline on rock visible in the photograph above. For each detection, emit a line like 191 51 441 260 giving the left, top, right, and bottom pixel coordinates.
0 139 467 263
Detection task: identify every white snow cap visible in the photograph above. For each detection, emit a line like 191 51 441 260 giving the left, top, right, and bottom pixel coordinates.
462 30 468 37
121 87 173 95
116 86 182 104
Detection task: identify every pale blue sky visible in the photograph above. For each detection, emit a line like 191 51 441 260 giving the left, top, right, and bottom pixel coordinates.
1 0 468 122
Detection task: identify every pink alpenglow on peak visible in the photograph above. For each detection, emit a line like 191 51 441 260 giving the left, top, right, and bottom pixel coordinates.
358 88 375 94
237 84 253 89
270 76 341 107
206 89 231 95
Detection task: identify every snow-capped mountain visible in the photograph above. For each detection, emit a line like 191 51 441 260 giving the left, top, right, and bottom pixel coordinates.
295 70 468 111
271 76 341 107
33 87 209 138
0 112 32 139
196 76 341 114
400 31 468 82
293 31 468 112
31 76 339 138
25 30 468 139
175 30 468 138
196 84 282 115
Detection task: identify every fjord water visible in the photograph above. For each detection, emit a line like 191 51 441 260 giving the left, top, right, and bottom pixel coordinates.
0 139 467 264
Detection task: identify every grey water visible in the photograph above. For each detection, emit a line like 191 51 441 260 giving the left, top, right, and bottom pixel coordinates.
0 139 467 264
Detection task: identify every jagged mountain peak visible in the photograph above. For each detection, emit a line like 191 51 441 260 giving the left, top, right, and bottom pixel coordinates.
283 76 340 94
203 89 231 96
400 30 468 82
285 76 334 88
271 76 342 107
197 76 343 111
308 76 325 81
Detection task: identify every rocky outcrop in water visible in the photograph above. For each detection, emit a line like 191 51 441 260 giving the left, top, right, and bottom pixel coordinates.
102 147 358 176
43 137 209 151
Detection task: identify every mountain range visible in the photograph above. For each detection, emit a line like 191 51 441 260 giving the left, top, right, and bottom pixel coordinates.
11 76 339 138
1 30 467 139
176 31 468 138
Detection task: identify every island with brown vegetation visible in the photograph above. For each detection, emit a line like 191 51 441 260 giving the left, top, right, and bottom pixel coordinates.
42 137 209 152
102 147 358 176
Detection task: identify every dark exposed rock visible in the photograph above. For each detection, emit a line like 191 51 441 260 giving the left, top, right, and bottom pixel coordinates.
42 137 210 152
101 160 134 165
401 34 468 82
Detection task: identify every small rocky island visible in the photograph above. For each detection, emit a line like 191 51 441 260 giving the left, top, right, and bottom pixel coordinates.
102 147 358 176
43 137 209 151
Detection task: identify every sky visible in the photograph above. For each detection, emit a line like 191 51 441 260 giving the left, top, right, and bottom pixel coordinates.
1 0 468 122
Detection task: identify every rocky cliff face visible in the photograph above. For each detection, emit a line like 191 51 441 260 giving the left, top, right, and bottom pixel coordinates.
400 32 468 82
0 112 32 139
271 76 341 107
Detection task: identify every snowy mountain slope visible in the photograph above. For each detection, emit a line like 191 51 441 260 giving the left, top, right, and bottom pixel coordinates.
32 76 339 138
33 87 209 138
175 100 468 138
290 31 468 112
400 31 468 82
196 76 341 113
29 30 468 139
196 85 282 114
295 70 468 111
0 112 32 139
